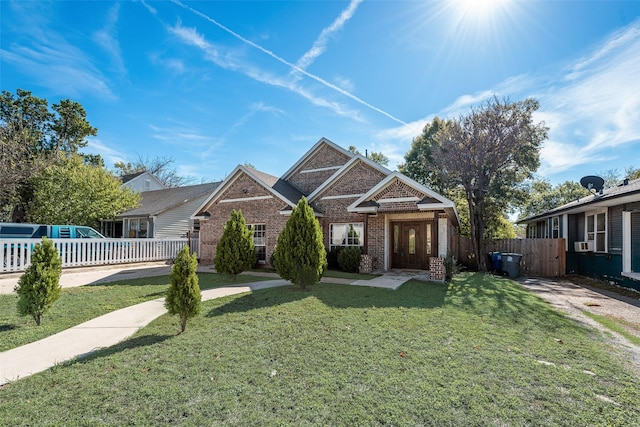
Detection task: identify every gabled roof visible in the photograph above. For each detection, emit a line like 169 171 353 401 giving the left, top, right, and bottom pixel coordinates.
520 178 640 223
120 171 167 191
120 171 146 184
119 182 221 217
192 165 305 218
280 137 354 181
307 154 391 202
347 172 459 225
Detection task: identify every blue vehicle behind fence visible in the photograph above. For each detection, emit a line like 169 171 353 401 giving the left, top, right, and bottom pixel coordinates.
1 223 191 273
1 223 106 271
0 223 105 240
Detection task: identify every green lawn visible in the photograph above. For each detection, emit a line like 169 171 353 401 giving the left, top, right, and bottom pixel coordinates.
322 269 380 280
1 273 639 426
0 273 270 352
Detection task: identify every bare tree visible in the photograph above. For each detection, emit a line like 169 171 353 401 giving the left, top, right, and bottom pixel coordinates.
421 97 548 270
114 155 194 188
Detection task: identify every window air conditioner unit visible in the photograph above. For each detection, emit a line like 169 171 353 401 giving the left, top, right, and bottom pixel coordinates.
574 241 594 252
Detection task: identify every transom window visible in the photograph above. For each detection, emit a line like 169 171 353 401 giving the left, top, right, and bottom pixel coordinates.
586 211 606 252
330 223 364 249
248 224 266 263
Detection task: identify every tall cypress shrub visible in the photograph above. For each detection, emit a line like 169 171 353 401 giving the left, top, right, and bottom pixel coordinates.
274 197 327 290
214 209 256 281
165 246 201 333
15 237 62 326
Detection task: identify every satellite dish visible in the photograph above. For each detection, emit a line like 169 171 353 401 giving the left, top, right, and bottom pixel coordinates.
580 175 605 194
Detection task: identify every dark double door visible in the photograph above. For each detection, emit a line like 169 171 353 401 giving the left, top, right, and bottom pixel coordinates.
391 221 436 270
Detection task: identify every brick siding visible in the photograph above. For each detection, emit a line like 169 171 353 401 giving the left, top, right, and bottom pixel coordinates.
199 174 289 265
287 144 351 194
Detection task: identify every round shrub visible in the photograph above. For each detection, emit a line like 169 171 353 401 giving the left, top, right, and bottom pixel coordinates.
337 246 361 273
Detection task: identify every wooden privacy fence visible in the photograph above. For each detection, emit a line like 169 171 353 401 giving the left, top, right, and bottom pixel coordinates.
456 237 566 277
1 238 199 273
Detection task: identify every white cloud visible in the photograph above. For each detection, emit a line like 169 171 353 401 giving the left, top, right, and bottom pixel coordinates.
85 138 127 168
169 0 407 126
92 3 126 76
377 18 640 178
0 3 116 99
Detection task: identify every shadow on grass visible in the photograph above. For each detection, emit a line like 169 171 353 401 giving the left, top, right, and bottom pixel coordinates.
67 333 173 366
85 275 170 288
448 273 585 331
206 279 449 318
0 324 16 332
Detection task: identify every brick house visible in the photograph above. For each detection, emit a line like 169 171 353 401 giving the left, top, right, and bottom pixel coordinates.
192 138 459 274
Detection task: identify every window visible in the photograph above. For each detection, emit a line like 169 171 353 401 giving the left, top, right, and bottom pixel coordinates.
393 224 399 254
551 217 559 238
330 223 364 249
586 211 606 252
408 228 416 254
126 218 150 238
248 224 266 263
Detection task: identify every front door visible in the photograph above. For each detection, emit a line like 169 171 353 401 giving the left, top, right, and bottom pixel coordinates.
391 221 436 270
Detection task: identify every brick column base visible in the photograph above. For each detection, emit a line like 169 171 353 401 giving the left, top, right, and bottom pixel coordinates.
429 257 445 282
359 254 373 273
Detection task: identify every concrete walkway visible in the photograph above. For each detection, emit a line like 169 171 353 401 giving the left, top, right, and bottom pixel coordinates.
0 279 290 385
0 262 174 294
0 266 416 385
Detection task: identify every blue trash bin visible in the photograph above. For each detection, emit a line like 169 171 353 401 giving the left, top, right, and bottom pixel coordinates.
489 252 502 272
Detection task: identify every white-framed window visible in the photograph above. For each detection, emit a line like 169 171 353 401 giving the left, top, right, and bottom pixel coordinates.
551 216 560 238
248 224 266 263
330 223 364 249
586 211 606 252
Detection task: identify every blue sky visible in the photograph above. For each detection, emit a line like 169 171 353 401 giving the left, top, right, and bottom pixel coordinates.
2 0 639 186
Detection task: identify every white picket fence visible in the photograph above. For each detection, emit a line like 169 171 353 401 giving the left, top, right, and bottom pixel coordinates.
1 238 199 273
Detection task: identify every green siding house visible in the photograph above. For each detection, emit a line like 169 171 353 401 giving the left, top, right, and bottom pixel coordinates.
521 178 640 291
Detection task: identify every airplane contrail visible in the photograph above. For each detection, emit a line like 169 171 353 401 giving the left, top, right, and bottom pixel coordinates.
170 0 408 127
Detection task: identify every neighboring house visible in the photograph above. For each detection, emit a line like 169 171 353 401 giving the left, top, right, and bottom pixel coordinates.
192 138 459 274
520 178 640 290
120 171 166 192
103 182 220 239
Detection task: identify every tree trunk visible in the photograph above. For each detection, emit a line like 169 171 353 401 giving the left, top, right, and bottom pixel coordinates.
180 315 187 333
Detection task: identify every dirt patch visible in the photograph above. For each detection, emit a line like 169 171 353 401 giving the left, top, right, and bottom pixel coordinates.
518 276 640 376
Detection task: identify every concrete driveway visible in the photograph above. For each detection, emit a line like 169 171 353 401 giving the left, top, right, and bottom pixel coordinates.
518 276 640 373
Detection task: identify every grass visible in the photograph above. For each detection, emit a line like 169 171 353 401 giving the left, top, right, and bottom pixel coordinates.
0 273 270 352
322 269 380 280
582 311 640 346
1 272 639 426
249 266 380 281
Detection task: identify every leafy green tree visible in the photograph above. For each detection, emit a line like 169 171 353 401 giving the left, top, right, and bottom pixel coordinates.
348 145 390 166
402 97 548 271
0 89 98 220
28 155 140 227
15 237 62 326
214 210 256 281
165 246 201 333
519 178 589 220
274 197 327 289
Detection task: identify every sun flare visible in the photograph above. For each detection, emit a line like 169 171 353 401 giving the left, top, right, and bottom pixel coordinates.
451 0 512 22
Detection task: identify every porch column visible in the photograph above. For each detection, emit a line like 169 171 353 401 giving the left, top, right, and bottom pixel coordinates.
623 211 631 273
438 213 448 257
562 214 569 251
